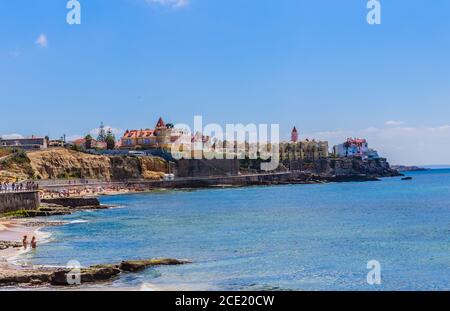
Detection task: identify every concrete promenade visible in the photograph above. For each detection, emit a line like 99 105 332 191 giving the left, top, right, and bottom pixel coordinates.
36 172 295 191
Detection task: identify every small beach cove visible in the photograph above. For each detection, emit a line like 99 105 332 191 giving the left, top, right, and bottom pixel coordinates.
0 207 190 290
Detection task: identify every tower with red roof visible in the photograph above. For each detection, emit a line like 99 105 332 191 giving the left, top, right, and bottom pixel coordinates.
155 117 165 129
291 127 299 143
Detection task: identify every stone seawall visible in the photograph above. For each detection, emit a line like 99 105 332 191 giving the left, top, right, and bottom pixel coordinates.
39 173 294 193
0 191 40 214
124 173 292 189
176 159 240 178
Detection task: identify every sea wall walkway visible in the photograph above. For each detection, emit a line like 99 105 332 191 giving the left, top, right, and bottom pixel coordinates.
36 172 296 192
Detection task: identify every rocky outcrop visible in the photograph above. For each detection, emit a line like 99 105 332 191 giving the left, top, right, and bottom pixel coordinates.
50 266 121 286
0 258 190 287
0 241 22 250
41 197 100 208
391 165 429 172
119 258 190 272
2 210 72 218
2 200 108 219
0 270 53 286
280 157 400 178
329 157 401 177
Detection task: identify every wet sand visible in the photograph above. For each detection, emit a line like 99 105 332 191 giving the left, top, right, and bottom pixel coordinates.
0 220 40 266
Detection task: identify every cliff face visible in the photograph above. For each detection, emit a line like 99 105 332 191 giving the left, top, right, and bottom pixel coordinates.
0 148 168 182
0 151 37 182
28 148 113 180
110 156 168 180
140 157 167 180
327 157 400 177
110 156 141 180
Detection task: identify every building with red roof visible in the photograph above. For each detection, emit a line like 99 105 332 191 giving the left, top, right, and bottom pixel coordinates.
120 117 183 150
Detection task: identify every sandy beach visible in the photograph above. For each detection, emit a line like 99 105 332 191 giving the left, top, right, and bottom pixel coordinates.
0 220 35 261
0 219 45 290
0 219 42 268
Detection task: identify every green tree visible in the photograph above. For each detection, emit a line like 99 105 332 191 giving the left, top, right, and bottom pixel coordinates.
105 129 116 150
85 134 93 149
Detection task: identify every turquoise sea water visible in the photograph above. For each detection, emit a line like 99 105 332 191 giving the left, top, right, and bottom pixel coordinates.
21 170 450 290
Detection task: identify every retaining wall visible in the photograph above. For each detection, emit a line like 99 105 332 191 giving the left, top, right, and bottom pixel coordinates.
0 191 40 213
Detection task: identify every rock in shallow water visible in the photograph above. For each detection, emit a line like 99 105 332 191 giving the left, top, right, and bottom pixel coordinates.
50 267 121 286
0 241 22 250
119 258 191 272
0 258 191 287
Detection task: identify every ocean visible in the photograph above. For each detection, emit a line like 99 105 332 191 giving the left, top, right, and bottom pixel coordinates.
18 170 450 290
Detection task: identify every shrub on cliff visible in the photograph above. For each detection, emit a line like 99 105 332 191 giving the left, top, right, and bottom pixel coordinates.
0 150 35 180
0 148 13 158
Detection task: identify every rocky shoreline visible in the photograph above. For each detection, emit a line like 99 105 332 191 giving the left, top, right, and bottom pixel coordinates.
0 258 190 287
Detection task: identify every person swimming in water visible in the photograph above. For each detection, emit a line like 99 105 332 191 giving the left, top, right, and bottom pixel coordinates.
22 235 28 249
30 236 37 249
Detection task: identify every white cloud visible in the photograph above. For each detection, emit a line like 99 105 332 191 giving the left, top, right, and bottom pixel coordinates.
304 124 450 166
385 120 405 126
35 34 48 48
0 134 24 140
146 0 189 8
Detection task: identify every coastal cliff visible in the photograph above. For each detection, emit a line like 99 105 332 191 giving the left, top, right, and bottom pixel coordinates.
296 157 400 177
28 148 112 180
329 157 400 177
0 148 168 182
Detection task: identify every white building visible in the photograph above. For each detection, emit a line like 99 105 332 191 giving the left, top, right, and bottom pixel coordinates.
333 138 379 160
0 136 47 150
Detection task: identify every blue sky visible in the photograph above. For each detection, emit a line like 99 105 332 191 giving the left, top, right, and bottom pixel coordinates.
0 0 449 165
